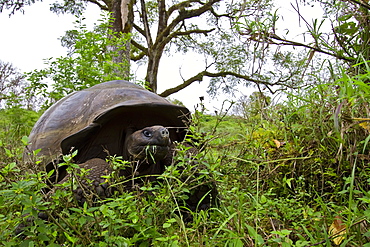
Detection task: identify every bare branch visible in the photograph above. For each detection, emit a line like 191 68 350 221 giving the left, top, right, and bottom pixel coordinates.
132 23 146 37
331 22 353 58
159 70 274 97
139 0 153 47
347 0 370 10
87 0 108 11
130 51 146 61
167 0 200 18
269 35 354 62
209 6 233 18
241 30 355 62
163 28 215 44
131 42 146 53
157 0 221 47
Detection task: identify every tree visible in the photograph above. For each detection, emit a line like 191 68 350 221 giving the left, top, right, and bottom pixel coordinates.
50 0 232 94
0 60 36 109
0 0 282 96
3 1 322 96
1 0 134 80
26 17 131 108
236 0 370 75
232 91 272 119
4 0 368 100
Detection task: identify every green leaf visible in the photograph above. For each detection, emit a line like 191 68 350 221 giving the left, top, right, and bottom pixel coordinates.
71 149 78 157
271 229 292 237
260 194 267 204
21 135 29 146
69 207 82 213
284 177 294 189
155 237 168 241
64 232 77 244
337 14 353 22
63 154 72 163
4 148 13 158
163 223 171 228
246 224 264 245
78 216 87 225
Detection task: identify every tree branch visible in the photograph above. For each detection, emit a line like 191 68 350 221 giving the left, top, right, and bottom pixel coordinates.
164 28 215 44
347 0 370 10
209 6 233 18
130 51 146 61
269 35 355 62
167 0 200 18
130 40 148 56
156 0 221 49
0 0 41 15
157 0 168 36
87 0 108 11
132 23 146 38
139 0 153 47
240 30 355 62
159 70 274 97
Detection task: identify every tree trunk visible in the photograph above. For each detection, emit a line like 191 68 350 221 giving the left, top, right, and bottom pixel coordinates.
107 0 134 79
142 0 167 93
145 50 162 93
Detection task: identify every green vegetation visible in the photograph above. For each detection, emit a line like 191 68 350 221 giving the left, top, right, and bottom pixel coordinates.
1 0 370 245
26 15 131 109
1 63 370 246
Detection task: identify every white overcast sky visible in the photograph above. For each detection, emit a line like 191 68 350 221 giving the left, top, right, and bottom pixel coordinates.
0 1 323 111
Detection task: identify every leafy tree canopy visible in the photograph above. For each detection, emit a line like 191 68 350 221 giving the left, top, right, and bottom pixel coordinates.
1 0 370 105
26 16 131 108
0 60 37 109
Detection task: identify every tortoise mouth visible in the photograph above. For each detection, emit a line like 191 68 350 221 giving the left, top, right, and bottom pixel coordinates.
129 144 170 162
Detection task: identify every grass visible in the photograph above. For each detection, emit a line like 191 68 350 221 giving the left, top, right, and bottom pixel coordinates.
1 69 370 246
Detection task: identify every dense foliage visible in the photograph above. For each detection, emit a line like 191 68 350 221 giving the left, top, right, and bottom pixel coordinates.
26 16 131 108
1 63 370 245
1 0 370 246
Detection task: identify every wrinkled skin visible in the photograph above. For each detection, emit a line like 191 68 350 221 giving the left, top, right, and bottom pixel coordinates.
126 125 171 162
52 125 174 203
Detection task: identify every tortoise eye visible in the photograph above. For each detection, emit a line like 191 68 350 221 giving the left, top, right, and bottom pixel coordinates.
143 130 152 138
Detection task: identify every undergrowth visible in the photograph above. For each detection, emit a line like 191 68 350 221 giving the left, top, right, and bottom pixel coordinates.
1 64 370 246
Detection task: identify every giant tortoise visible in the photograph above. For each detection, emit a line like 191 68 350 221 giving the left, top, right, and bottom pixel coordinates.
24 80 215 209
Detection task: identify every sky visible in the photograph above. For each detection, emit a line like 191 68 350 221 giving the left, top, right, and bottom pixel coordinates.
0 1 324 112
0 2 94 70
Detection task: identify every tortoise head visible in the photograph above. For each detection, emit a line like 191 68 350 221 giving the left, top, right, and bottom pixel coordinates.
125 125 171 163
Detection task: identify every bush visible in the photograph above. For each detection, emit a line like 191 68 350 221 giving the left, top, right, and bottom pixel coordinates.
3 62 370 245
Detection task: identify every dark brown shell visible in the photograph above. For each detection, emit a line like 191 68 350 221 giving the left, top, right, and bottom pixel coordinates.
25 80 190 165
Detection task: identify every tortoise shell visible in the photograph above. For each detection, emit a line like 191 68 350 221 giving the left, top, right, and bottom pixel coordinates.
25 80 190 166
